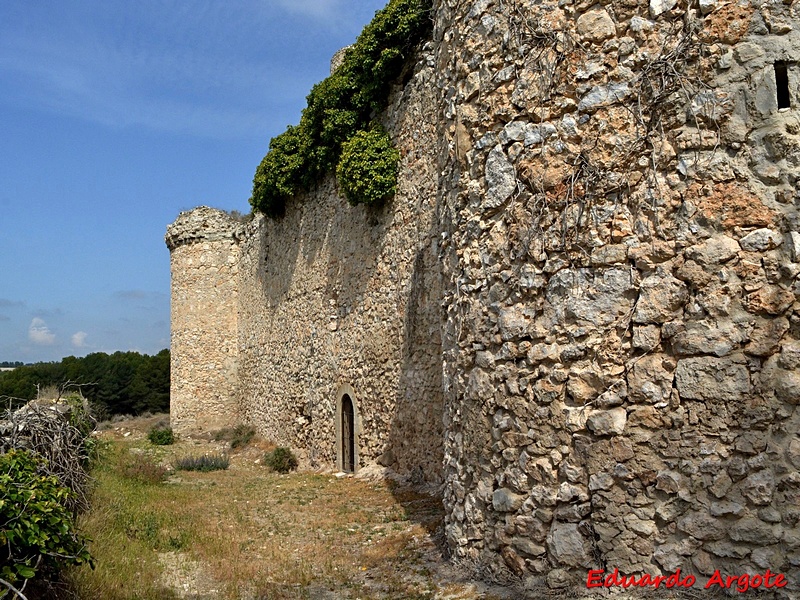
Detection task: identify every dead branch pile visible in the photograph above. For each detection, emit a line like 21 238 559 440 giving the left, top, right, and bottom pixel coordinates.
0 397 96 512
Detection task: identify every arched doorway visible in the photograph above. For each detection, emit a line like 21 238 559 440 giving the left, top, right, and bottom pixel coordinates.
335 384 360 473
341 394 355 473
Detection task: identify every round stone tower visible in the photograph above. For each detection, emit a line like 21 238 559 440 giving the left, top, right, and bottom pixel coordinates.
165 207 245 434
432 0 800 587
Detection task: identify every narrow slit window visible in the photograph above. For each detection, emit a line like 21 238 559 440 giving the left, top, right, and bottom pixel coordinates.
775 62 791 109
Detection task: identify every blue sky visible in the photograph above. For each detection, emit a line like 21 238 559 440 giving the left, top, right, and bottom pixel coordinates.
0 0 388 363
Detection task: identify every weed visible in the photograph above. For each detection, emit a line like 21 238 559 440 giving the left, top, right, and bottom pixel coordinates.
263 447 298 473
174 453 229 472
147 425 175 446
120 453 168 484
213 424 256 449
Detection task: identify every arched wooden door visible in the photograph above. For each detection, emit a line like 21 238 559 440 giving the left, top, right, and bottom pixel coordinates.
341 394 355 473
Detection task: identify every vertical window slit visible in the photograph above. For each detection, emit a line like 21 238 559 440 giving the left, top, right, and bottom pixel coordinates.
775 61 790 109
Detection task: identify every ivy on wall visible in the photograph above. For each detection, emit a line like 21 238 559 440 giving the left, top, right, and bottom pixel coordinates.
250 0 432 216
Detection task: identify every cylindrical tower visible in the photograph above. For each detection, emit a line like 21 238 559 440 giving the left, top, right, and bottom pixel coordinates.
165 207 244 433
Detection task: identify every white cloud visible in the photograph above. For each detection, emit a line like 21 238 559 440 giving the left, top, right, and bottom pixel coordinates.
72 331 88 348
29 318 56 345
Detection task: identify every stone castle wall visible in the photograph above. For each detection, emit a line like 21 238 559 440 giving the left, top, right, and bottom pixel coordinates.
168 0 800 590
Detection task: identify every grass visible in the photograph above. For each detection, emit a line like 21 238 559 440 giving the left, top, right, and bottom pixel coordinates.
65 433 453 599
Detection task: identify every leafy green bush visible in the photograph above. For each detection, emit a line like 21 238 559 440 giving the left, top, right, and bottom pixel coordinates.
147 425 174 446
263 447 298 473
174 453 229 472
250 0 431 215
337 126 400 205
213 424 256 449
0 450 94 594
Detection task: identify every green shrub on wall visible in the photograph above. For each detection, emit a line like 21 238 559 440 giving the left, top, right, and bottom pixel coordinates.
250 0 431 216
337 126 400 206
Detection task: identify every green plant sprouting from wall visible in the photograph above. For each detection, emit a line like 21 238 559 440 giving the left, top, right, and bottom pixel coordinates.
250 0 432 216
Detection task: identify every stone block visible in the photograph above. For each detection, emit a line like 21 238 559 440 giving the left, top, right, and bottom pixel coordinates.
674 356 750 402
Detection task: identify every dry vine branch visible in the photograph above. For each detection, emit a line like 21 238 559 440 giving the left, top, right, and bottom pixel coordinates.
0 398 96 512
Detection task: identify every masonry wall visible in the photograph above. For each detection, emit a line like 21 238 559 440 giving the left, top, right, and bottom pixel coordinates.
168 0 800 589
234 51 446 481
166 208 244 433
433 0 800 588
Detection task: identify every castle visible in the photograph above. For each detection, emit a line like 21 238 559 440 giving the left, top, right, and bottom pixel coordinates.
167 0 800 589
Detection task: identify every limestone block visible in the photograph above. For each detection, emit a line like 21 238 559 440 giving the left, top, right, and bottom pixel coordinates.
586 407 627 436
674 356 750 402
672 319 748 357
745 318 789 356
547 522 593 567
685 235 739 265
576 6 616 43
739 228 783 252
484 144 516 209
633 275 688 324
492 488 526 512
744 285 795 315
627 354 674 404
729 518 781 544
677 511 726 540
779 341 800 369
650 0 677 18
578 82 630 113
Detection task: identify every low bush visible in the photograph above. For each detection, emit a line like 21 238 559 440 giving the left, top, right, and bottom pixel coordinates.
147 425 174 446
263 447 298 473
174 453 229 472
213 424 256 449
0 450 94 595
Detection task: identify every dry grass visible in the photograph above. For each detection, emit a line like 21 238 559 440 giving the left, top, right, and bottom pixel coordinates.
64 423 484 600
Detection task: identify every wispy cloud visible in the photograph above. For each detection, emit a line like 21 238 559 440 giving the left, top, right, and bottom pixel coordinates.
273 0 345 20
29 318 56 345
0 298 24 308
0 4 321 139
71 331 88 348
114 290 149 301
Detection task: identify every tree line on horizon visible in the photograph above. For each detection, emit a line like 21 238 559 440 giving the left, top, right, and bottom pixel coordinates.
0 350 170 418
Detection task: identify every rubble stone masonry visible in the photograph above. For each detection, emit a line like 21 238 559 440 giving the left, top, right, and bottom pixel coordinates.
168 0 800 591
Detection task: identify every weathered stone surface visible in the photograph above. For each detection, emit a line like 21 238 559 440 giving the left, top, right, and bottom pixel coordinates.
650 0 677 18
576 6 616 42
671 319 748 357
685 235 739 264
729 518 780 544
493 488 526 512
633 275 688 324
674 356 750 401
742 470 775 506
677 511 726 540
745 318 789 356
484 145 516 209
547 523 592 567
744 285 795 315
627 355 674 404
739 228 783 252
586 407 627 436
